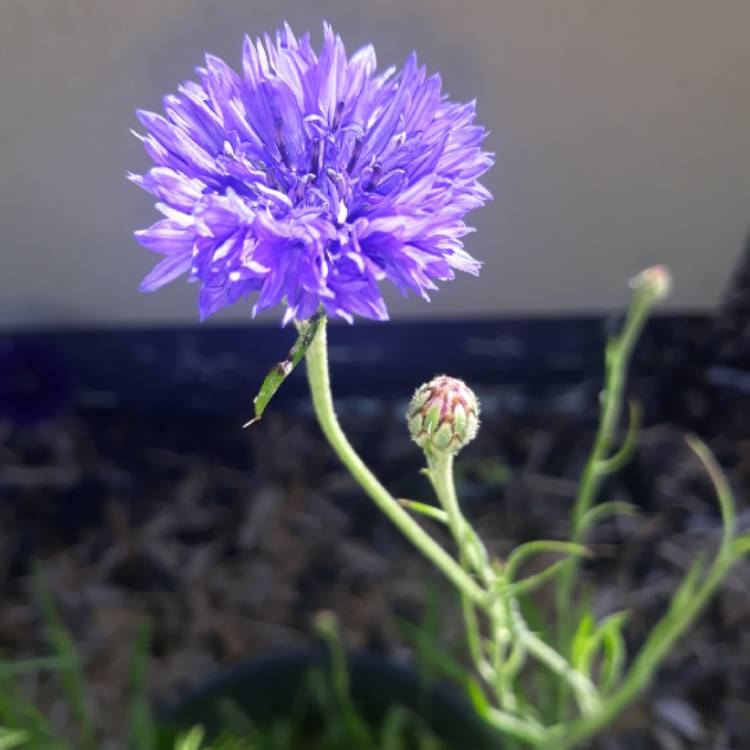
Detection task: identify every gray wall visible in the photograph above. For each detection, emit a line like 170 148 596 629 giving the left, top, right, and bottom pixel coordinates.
1 0 749 328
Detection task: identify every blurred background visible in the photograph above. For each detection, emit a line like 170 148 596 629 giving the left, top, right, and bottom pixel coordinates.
2 0 750 327
0 2 749 748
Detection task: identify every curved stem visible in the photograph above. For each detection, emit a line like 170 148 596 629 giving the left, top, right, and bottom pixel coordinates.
428 453 499 694
555 289 654 718
429 452 600 720
547 549 738 749
304 318 486 608
428 453 490 581
306 318 600 740
569 298 651 544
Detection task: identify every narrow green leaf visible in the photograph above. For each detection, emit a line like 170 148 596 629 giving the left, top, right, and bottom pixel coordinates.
312 611 377 749
33 571 96 750
685 434 737 549
174 727 206 750
216 699 261 745
580 501 639 536
495 636 528 702
379 705 411 750
571 612 594 671
599 618 628 693
669 553 706 614
504 541 589 584
507 559 566 596
397 499 448 524
0 669 59 745
465 676 492 718
418 732 443 750
580 612 628 679
598 400 642 475
731 534 750 560
128 622 157 750
0 730 29 750
244 311 324 427
0 655 80 677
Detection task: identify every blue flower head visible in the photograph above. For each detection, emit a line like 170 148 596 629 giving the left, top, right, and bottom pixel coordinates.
131 23 493 323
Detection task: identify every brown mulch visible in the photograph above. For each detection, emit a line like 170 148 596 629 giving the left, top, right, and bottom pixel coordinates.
0 387 748 749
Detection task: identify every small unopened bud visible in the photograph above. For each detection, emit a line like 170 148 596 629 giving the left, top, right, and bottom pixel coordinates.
312 609 338 639
629 264 672 302
407 375 480 455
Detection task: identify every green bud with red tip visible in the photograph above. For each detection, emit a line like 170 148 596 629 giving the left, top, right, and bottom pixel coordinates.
407 375 480 455
629 264 672 303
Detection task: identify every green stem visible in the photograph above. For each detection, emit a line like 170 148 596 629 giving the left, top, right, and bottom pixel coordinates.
429 452 600 721
428 453 489 581
513 602 600 717
485 709 546 746
304 318 486 608
547 549 738 749
571 298 650 534
429 453 498 693
307 322 553 746
555 289 654 717
305 317 603 742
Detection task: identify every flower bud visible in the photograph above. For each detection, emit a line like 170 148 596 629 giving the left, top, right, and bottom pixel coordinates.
629 264 672 302
407 375 480 455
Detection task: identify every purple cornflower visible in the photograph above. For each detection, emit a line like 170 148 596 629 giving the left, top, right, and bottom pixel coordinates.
131 23 493 323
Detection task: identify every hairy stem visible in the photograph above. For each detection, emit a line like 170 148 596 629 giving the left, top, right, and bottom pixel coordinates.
429 452 600 721
555 288 654 717
304 318 486 608
306 320 555 746
547 549 739 749
428 453 500 697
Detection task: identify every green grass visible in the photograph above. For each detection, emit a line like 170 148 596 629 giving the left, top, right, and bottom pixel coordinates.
0 577 448 750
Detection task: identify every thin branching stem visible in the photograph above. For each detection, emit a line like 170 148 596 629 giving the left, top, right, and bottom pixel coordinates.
554 287 657 718
305 318 486 608
302 300 747 750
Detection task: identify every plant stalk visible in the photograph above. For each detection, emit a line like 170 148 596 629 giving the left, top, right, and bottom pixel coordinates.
304 318 486 608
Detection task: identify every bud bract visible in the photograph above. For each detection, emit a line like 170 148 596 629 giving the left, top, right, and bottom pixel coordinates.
629 264 672 302
407 375 480 455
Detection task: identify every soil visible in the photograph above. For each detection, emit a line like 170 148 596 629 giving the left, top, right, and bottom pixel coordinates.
0 373 748 749
0 242 748 750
